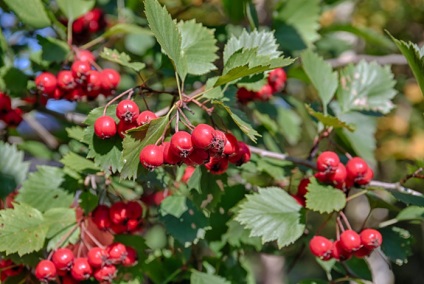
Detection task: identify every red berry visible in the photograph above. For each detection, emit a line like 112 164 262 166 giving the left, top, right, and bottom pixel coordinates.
61 275 79 284
268 68 287 93
92 205 111 230
52 248 74 270
94 115 117 139
0 92 12 114
0 259 23 278
191 124 216 150
162 141 182 165
122 246 138 267
181 166 196 183
110 222 127 234
340 230 362 252
75 50 95 63
236 87 255 104
309 236 333 260
314 171 329 183
353 246 373 258
328 163 347 189
109 201 128 224
346 157 369 181
297 178 310 197
223 133 239 157
152 191 169 205
316 151 340 173
117 120 137 138
71 60 91 82
116 99 139 123
170 131 193 158
140 144 164 170
185 148 209 165
100 69 120 89
126 201 143 219
137 110 157 126
360 228 382 249
205 156 229 175
3 108 23 127
57 70 76 90
87 247 108 268
106 243 127 264
35 72 57 95
209 130 227 155
86 70 102 94
71 258 92 281
292 194 305 207
229 142 251 166
254 84 273 101
331 240 351 261
356 167 374 186
35 260 57 281
126 218 140 232
94 265 117 282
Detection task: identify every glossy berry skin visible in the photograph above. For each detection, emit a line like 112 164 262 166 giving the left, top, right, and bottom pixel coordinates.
52 248 74 270
205 156 229 175
170 131 193 158
331 240 351 261
76 50 95 63
35 260 57 281
3 108 23 127
236 87 255 104
297 178 310 197
229 142 251 166
122 246 138 267
71 60 91 82
346 157 369 181
109 201 128 224
126 201 143 219
223 133 239 157
116 100 140 123
71 258 92 281
94 265 117 282
126 218 140 232
268 68 287 93
92 205 111 230
162 141 182 165
340 230 362 252
254 84 273 101
191 124 216 150
360 228 382 249
87 247 108 268
107 243 127 264
140 144 164 170
57 70 76 90
35 72 57 95
185 148 209 165
100 69 120 89
137 110 157 126
117 120 137 138
316 151 340 173
86 70 102 93
309 236 333 260
329 163 347 189
94 116 117 139
110 222 127 234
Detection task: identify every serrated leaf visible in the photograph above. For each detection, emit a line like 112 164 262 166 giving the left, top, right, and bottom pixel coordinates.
190 270 231 284
396 206 424 221
214 101 260 142
235 187 305 248
160 195 187 218
305 105 355 131
274 0 320 50
37 35 70 63
18 141 53 160
276 106 302 145
102 23 153 38
337 61 397 114
145 0 187 80
391 192 424 207
16 166 74 213
82 106 124 173
301 50 338 108
61 152 100 174
0 203 48 256
379 226 413 266
202 77 223 100
177 20 218 76
66 126 85 141
56 0 95 21
222 219 262 250
121 116 169 180
79 191 99 214
3 0 50 28
100 48 145 73
389 33 424 95
44 208 79 251
305 178 346 213
0 142 29 199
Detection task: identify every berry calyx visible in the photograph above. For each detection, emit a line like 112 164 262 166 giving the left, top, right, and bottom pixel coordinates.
52 248 74 270
87 247 108 268
116 100 140 123
205 156 229 175
209 130 227 155
94 265 117 282
140 144 164 170
170 131 193 158
340 230 362 252
71 60 91 83
57 70 76 90
346 157 369 181
360 228 382 249
309 236 333 260
35 260 57 281
71 258 92 281
94 116 117 139
106 243 127 264
316 151 340 173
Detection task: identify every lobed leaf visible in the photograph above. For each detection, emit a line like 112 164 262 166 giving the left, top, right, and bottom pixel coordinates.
0 142 29 199
60 152 100 174
379 226 413 266
305 105 355 131
305 178 346 213
190 270 231 284
100 48 145 73
3 0 50 28
56 0 95 21
160 195 188 218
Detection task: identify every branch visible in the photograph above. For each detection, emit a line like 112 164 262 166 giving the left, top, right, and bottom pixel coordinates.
22 113 59 149
369 180 423 196
326 53 407 68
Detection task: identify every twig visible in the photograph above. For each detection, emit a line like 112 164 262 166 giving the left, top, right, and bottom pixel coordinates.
369 180 422 196
248 145 316 169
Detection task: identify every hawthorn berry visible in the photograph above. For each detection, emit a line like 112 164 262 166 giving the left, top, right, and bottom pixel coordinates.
92 205 111 230
116 99 140 123
109 201 128 224
126 201 143 219
205 156 229 175
137 110 157 126
0 92 11 114
57 70 76 90
140 144 164 170
170 131 193 158
268 68 287 93
340 230 362 252
94 115 117 139
209 130 227 154
309 236 333 260
162 141 182 165
110 222 127 234
87 247 108 268
86 70 102 94
291 194 305 207
106 243 127 264
297 178 310 197
236 87 255 104
254 84 273 101
117 120 137 138
316 151 340 173
71 258 92 281
126 218 140 232
75 50 95 62
185 147 209 165
356 167 374 186
35 260 57 281
353 246 373 258
360 228 382 249
94 265 117 282
223 132 239 157
122 246 138 267
331 240 351 261
3 108 23 127
229 141 251 166
52 248 74 270
35 72 57 95
71 60 91 82
181 165 196 183
328 163 347 189
346 157 369 181
100 69 120 90
191 124 216 150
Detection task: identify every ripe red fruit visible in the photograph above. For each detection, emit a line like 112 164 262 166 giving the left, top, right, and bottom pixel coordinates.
223 132 239 157
191 124 216 150
340 230 362 252
109 201 128 224
35 72 57 95
353 246 373 258
328 163 347 189
71 258 92 281
152 191 169 205
185 148 209 165
126 218 140 232
3 108 23 127
331 240 351 261
162 141 182 165
360 228 382 249
35 260 57 281
236 87 255 104
205 156 229 175
117 120 137 138
137 110 157 126
92 205 111 230
316 151 340 173
0 92 12 114
61 275 79 284
209 130 227 154
126 201 143 219
140 144 164 170
116 99 140 123
122 246 138 267
110 222 127 234
346 157 369 181
0 259 23 278
87 247 108 268
57 70 76 90
75 50 95 63
52 248 74 270
292 194 305 207
94 265 117 282
100 69 120 89
268 68 287 93
170 131 193 158
71 60 91 82
106 243 127 264
309 236 333 260
356 167 374 186
181 166 196 183
86 70 102 93
254 84 273 101
297 178 310 197
229 141 251 166
94 115 117 139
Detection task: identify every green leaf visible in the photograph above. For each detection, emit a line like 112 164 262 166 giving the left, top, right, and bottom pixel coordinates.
337 61 397 114
121 116 169 180
0 142 29 199
102 23 153 38
396 206 424 221
67 126 85 141
82 106 124 173
60 152 100 174
222 219 262 250
235 187 305 248
18 141 53 160
160 195 187 218
100 48 145 73
334 258 372 281
0 67 29 97
190 270 231 284
391 192 424 207
379 226 413 266
366 191 399 211
0 203 48 256
177 20 218 76
202 77 224 100
301 50 338 108
3 0 50 28
37 35 70 63
305 178 346 213
389 33 424 95
305 105 355 131
16 166 74 213
56 0 95 21
276 107 302 145
144 225 167 250
274 0 320 51
44 208 78 251
144 0 186 80
79 191 99 214
214 101 260 142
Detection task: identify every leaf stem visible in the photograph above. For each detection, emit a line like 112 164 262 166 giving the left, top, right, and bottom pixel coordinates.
102 86 138 116
338 211 352 231
346 190 368 202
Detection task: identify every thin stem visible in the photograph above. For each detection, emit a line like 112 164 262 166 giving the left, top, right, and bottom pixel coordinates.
248 145 316 169
175 72 183 102
47 222 80 260
346 190 368 202
67 19 73 45
103 87 137 116
339 211 352 230
82 222 105 249
400 167 424 185
336 216 345 232
178 108 194 130
80 36 105 50
369 180 422 196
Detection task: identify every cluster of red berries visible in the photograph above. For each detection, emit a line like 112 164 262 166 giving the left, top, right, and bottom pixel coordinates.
236 68 287 104
309 228 382 261
94 99 157 139
35 243 137 283
35 50 120 102
0 259 24 281
68 8 107 44
0 92 23 127
91 201 143 234
139 124 251 175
